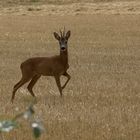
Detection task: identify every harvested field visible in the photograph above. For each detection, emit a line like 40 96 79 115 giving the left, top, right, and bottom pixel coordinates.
0 1 140 140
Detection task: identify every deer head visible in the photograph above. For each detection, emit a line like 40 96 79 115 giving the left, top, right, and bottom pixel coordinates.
54 29 71 52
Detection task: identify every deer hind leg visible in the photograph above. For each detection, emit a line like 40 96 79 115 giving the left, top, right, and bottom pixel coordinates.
62 72 71 89
11 77 31 103
54 75 63 97
27 75 41 97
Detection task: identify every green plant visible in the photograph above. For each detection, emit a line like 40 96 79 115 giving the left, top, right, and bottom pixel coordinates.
0 102 45 139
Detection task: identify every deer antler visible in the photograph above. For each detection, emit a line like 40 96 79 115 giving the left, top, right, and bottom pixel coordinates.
59 29 63 38
63 26 65 37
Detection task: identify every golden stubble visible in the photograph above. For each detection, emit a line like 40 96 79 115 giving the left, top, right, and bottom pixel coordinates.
0 2 140 140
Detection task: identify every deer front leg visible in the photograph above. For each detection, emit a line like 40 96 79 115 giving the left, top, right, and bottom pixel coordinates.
62 72 71 90
54 75 63 96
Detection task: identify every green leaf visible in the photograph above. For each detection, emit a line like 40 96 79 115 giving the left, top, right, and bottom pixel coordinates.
33 127 41 138
32 122 44 138
0 120 17 132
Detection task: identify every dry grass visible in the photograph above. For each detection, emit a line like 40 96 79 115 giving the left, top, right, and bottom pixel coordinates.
0 0 139 5
0 1 140 16
0 1 140 140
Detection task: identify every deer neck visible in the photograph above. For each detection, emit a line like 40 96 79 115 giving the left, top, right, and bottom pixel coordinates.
60 50 68 66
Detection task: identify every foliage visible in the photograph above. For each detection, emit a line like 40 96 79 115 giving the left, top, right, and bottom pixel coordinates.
0 120 17 132
0 102 45 139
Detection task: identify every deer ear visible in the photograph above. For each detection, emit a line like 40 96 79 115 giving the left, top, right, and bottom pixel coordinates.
54 32 60 40
66 30 71 39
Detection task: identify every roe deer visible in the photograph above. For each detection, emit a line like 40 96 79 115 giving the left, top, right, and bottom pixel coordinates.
11 29 71 103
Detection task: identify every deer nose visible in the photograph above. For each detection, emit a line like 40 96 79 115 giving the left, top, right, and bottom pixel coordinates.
61 45 66 50
61 47 65 50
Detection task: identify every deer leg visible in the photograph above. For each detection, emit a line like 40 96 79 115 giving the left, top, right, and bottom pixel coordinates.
62 72 71 89
54 75 63 97
27 75 41 97
11 77 31 103
14 81 21 89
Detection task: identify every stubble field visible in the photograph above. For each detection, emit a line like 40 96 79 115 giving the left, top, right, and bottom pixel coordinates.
0 1 140 140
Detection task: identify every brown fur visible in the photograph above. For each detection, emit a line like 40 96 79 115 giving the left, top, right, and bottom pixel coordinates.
11 30 71 103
